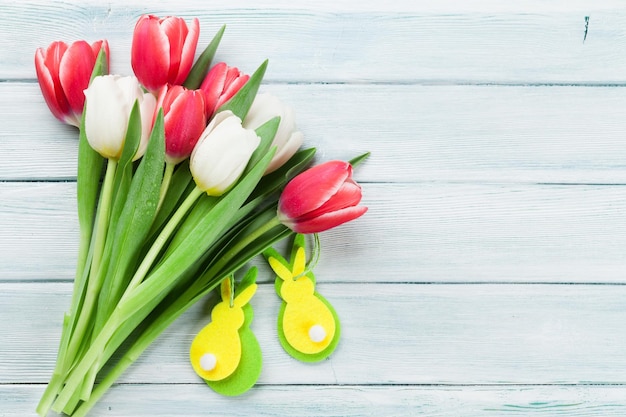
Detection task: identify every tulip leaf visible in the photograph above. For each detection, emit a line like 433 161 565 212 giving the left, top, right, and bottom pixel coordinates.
145 160 194 248
250 147 316 201
244 116 280 175
183 25 226 90
110 100 142 222
349 151 371 167
97 110 166 322
90 46 109 83
216 59 268 121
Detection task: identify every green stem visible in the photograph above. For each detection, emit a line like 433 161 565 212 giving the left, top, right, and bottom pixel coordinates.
62 158 117 376
122 186 203 298
156 161 175 213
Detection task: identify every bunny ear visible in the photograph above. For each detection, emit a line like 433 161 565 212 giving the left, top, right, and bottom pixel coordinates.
263 247 286 264
268 256 293 282
290 234 306 263
220 277 233 303
234 283 258 307
293 247 306 277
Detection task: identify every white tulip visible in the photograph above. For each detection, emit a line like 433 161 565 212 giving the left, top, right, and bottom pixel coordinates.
190 111 261 196
243 93 304 174
83 75 157 160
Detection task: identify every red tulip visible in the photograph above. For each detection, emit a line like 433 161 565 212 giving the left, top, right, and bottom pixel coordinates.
278 160 367 234
131 15 200 93
200 62 249 119
34 40 109 127
157 85 207 164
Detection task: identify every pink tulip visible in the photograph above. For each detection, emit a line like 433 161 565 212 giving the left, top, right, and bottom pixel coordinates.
278 160 367 234
34 40 109 127
131 14 200 93
157 85 207 164
200 62 249 119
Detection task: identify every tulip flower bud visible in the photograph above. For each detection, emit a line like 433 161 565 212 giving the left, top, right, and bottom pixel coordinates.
278 160 367 234
190 111 261 196
158 85 207 164
84 75 157 160
200 62 250 120
243 93 304 174
35 39 109 127
131 14 200 93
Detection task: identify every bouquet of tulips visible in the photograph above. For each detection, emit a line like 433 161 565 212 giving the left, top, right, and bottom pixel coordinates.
33 14 367 417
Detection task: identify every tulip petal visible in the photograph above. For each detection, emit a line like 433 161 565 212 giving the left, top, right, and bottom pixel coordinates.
174 17 200 85
164 89 206 163
265 130 303 174
84 78 129 158
160 16 187 83
217 73 249 109
279 160 351 219
290 205 368 234
59 40 96 115
131 15 170 92
200 62 227 116
298 178 362 222
35 46 72 123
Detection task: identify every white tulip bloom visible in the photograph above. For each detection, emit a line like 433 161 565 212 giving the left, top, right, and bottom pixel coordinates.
84 75 157 160
190 111 261 196
243 93 304 174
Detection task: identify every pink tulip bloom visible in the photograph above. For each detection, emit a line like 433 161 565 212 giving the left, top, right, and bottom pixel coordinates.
278 160 367 234
34 39 109 127
200 62 249 120
131 15 200 93
157 85 207 164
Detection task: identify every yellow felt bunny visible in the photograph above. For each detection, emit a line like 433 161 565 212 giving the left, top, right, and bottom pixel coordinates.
265 234 340 362
189 276 258 382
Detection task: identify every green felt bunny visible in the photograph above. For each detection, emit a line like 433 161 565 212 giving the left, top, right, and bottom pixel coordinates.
189 268 262 396
264 234 341 362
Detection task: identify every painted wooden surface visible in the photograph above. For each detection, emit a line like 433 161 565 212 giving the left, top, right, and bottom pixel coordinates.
2 0 626 416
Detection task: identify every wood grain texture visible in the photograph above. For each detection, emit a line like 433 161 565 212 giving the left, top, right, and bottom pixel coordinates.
2 182 625 283
2 1 626 415
2 1 626 83
2 283 626 385
3 385 626 417
4 83 626 183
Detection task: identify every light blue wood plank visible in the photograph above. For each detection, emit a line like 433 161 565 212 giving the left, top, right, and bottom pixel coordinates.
2 2 626 83
2 182 625 283
3 283 626 385
3 384 626 417
3 83 626 183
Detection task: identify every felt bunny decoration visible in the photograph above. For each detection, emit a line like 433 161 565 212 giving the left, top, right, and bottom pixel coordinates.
264 234 340 362
189 269 262 396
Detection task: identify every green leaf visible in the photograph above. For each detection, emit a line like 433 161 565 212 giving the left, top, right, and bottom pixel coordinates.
145 161 194 246
250 147 316 201
90 47 109 83
97 110 166 322
216 59 268 120
183 25 226 90
244 116 280 175
110 100 142 220
349 151 371 167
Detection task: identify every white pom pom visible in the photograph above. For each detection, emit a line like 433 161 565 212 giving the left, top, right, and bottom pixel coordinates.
308 324 326 343
200 353 217 371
